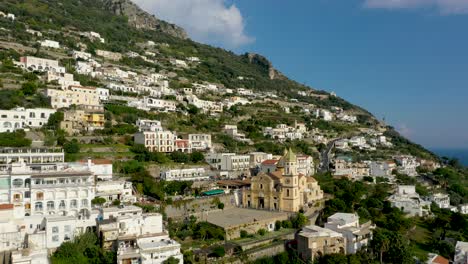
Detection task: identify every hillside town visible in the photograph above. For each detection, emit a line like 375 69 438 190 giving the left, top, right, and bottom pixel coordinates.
0 3 467 264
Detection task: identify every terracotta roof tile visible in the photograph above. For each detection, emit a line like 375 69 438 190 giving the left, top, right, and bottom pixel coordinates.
432 255 449 264
261 159 279 165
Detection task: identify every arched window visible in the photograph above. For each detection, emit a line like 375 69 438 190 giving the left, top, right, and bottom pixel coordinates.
70 200 77 208
81 199 88 207
287 189 290 197
59 200 66 210
35 202 43 211
13 193 21 202
47 201 55 210
36 192 44 200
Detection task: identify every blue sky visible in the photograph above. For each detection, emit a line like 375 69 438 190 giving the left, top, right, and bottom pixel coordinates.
136 0 468 149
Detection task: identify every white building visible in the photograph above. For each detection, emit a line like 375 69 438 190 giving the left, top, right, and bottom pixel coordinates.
71 50 92 61
431 193 451 209
223 125 250 143
78 159 113 180
186 95 223 114
160 168 208 182
96 88 110 102
459 204 468 215
394 155 420 176
0 148 64 172
348 136 366 148
317 109 333 121
136 119 163 132
0 160 95 218
205 153 250 174
129 97 177 112
134 130 177 153
96 180 136 205
97 206 183 264
0 107 56 132
40 40 60 49
46 71 80 88
455 241 468 264
46 85 102 110
81 31 105 43
187 134 212 151
324 213 374 254
263 122 307 142
237 88 253 96
388 185 431 217
16 56 65 73
369 161 396 178
170 59 187 68
297 155 315 176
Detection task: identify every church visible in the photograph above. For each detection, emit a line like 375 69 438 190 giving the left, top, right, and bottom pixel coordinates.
242 148 324 212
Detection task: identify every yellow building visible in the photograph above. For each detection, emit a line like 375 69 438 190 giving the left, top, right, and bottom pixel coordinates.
243 148 323 213
60 110 105 134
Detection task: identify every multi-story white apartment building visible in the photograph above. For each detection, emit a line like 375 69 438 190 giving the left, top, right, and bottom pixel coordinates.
160 167 208 181
46 85 101 109
16 56 65 73
388 185 431 217
76 159 113 180
0 107 56 132
263 123 306 142
369 161 396 179
134 130 177 153
186 94 223 114
333 159 370 180
46 71 80 88
205 153 250 172
324 213 374 254
187 134 212 150
297 155 315 176
40 40 60 49
0 148 64 172
129 97 177 112
96 88 110 102
136 119 163 132
97 206 183 264
394 155 420 176
71 50 92 61
431 193 453 210
0 161 95 218
96 180 136 204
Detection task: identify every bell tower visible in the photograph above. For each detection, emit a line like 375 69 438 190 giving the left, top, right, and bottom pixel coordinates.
281 148 300 212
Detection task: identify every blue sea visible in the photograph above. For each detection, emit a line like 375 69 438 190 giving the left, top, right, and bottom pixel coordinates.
431 148 468 167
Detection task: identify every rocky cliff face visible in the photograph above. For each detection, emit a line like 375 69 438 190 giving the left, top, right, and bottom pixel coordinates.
246 53 286 80
100 0 188 39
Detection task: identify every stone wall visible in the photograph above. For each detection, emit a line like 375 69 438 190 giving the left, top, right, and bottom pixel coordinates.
165 194 236 219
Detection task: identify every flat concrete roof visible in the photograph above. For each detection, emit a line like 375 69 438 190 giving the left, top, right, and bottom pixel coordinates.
205 208 288 229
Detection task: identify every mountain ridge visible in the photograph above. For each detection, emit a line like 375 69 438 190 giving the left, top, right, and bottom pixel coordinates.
101 0 188 39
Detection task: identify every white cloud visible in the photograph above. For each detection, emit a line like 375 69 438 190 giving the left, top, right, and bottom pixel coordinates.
132 0 254 48
364 0 468 14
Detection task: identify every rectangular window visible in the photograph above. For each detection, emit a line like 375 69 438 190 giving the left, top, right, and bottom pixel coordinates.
52 226 59 233
52 235 59 242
